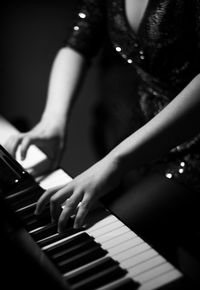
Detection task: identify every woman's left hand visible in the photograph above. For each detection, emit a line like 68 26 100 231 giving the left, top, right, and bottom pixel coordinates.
35 154 122 232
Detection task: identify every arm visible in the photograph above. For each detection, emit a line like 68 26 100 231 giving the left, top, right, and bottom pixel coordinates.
5 47 88 174
41 47 87 127
110 74 200 171
5 0 106 168
35 74 200 231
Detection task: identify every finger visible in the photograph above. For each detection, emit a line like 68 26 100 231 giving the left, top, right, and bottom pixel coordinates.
26 158 52 178
34 185 63 215
74 195 91 229
20 136 32 160
5 135 23 158
58 191 83 233
50 183 74 222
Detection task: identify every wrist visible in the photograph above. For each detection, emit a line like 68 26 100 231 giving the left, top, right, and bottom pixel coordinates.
108 144 135 176
38 112 68 140
41 110 68 127
106 149 128 178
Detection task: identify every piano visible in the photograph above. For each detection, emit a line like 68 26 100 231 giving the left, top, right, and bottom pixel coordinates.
0 116 199 289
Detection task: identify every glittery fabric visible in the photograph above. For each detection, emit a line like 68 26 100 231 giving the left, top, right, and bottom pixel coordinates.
65 0 200 193
64 0 106 59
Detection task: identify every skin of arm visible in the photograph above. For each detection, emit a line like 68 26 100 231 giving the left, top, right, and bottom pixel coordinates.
41 46 87 127
110 74 200 172
5 47 88 173
35 73 200 231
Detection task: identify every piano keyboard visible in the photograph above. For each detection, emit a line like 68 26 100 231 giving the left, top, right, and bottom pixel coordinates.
4 166 183 290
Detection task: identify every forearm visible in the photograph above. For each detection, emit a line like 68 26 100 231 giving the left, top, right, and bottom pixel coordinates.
41 47 87 125
109 74 200 172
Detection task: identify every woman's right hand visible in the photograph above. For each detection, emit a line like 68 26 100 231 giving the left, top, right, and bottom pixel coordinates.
4 117 67 177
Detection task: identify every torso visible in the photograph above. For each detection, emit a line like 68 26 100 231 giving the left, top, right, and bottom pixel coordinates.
125 0 149 35
107 0 198 89
66 0 200 193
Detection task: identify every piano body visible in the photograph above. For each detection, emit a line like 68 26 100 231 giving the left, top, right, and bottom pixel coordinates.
0 115 199 290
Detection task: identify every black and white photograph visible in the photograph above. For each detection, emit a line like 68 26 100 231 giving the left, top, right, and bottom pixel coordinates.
1 1 200 289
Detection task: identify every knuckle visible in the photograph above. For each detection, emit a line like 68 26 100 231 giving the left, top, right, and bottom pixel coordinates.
80 200 90 210
24 135 31 143
66 198 76 209
14 133 23 140
50 195 58 205
44 189 53 198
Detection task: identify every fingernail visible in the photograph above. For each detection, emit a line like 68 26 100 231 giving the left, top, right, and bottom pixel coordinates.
74 222 80 229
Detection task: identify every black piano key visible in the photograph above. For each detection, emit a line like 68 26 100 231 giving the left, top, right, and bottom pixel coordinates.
16 202 42 219
30 217 76 242
15 206 52 231
51 239 99 263
108 278 140 290
67 257 119 284
23 218 48 232
10 195 39 210
68 264 127 290
24 214 50 228
58 246 107 273
30 223 58 240
45 232 92 255
37 228 83 248
23 213 52 231
16 202 37 217
6 184 43 201
6 183 44 200
17 201 50 217
7 186 44 210
22 209 49 222
49 237 94 261
17 203 50 222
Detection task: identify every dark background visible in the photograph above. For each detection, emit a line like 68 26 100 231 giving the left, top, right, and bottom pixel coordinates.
1 1 102 177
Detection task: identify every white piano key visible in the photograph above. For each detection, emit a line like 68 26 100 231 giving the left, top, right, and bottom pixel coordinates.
37 233 59 244
128 255 167 276
16 144 46 169
93 226 130 244
86 215 118 233
87 219 124 238
139 269 182 290
0 116 184 290
120 248 158 269
106 236 144 256
134 262 173 283
40 169 72 190
113 243 150 262
102 230 137 248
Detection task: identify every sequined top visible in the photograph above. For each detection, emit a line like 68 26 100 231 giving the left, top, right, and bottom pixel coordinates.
65 0 200 193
